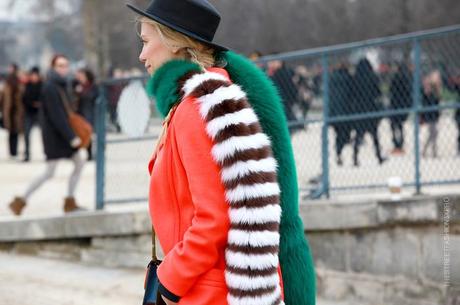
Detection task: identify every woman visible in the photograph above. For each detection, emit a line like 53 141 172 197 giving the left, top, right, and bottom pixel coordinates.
8 54 85 215
389 63 412 155
2 63 24 158
421 70 442 158
75 68 97 160
128 1 316 305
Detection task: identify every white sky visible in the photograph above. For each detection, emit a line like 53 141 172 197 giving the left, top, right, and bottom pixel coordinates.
0 0 77 22
0 0 32 21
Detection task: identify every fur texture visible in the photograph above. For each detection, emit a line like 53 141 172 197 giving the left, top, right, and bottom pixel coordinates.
182 71 284 305
147 59 201 117
221 51 316 305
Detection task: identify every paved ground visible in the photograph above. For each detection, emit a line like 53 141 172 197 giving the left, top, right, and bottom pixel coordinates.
0 252 361 305
0 252 144 305
0 126 97 219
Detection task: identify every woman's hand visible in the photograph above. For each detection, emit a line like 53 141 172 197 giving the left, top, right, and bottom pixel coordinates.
161 294 178 305
70 137 82 148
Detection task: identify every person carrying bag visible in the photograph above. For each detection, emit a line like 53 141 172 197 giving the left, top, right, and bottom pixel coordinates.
57 88 92 149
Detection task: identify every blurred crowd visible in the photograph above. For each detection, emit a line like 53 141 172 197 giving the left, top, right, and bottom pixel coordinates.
250 52 460 166
0 61 98 162
0 55 98 215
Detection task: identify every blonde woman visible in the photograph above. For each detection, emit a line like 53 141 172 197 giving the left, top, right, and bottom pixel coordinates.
127 1 316 305
421 70 442 158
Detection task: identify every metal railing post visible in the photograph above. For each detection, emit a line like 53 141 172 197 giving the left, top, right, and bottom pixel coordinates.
95 85 107 210
412 38 422 194
321 54 330 198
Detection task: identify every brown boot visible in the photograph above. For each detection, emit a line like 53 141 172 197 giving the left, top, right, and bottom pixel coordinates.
63 197 85 213
9 197 26 216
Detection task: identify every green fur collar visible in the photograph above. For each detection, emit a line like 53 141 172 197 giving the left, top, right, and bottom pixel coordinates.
146 59 202 118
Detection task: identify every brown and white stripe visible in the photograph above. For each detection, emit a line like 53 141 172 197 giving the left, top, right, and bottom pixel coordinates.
179 70 284 305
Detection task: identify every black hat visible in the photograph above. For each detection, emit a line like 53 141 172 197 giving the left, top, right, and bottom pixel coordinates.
127 0 228 51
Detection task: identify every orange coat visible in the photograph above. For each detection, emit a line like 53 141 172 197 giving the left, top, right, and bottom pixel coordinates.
148 67 284 305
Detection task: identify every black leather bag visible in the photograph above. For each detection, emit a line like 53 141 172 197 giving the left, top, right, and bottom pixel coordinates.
143 259 165 305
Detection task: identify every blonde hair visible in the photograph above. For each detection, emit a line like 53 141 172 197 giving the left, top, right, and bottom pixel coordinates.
137 17 221 70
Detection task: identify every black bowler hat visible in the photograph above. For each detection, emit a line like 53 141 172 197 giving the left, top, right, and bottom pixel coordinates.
127 0 228 51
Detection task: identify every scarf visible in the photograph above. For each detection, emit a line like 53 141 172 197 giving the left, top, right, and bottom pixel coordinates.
147 51 316 305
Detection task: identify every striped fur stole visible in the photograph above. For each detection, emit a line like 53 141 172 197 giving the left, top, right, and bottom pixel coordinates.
179 70 284 305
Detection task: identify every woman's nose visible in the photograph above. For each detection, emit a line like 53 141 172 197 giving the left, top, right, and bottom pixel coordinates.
139 50 146 63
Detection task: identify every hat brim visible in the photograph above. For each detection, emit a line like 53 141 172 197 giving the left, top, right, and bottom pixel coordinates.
127 4 228 52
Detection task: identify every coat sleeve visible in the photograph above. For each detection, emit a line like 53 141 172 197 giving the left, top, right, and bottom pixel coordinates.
23 84 34 109
156 97 230 299
42 85 76 143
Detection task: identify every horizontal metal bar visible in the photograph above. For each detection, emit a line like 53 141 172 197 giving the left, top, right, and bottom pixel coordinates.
327 102 460 124
418 179 460 186
328 180 460 192
105 197 148 204
257 24 460 63
284 101 460 127
106 134 159 144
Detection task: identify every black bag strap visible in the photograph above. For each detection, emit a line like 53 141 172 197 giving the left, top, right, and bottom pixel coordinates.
151 227 157 261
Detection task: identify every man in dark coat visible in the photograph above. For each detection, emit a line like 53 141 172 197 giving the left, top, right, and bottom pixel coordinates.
2 63 24 158
267 60 304 134
22 66 43 162
389 63 412 154
329 64 353 165
351 58 386 166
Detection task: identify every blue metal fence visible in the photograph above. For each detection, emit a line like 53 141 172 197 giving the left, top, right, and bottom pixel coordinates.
95 25 460 209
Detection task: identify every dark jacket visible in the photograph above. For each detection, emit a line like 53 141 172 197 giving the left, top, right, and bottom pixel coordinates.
269 64 304 132
446 77 460 124
455 83 460 124
389 65 412 122
330 67 353 119
23 81 42 114
76 84 98 127
351 59 382 132
421 90 440 123
39 70 77 160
